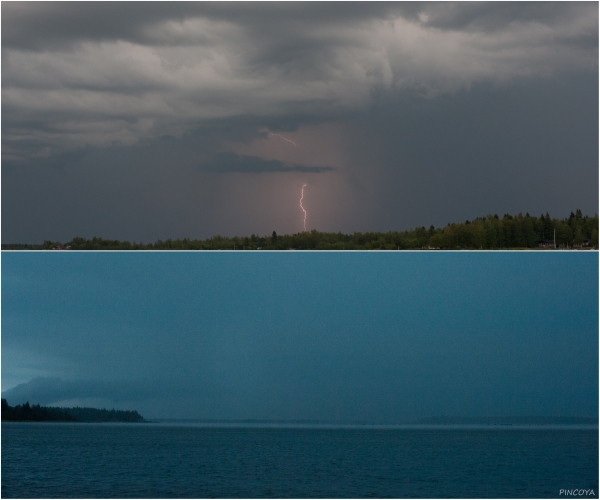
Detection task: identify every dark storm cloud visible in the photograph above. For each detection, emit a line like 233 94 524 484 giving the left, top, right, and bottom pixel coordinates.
406 2 597 33
1 2 597 242
205 152 334 174
3 2 596 158
3 3 594 49
1 3 392 50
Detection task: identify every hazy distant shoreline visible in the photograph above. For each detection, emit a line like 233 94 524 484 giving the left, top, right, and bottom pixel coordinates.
138 416 599 429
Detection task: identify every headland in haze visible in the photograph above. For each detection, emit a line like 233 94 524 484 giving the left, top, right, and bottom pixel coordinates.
1 399 146 423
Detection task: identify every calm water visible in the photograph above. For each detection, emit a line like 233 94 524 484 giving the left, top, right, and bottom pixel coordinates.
2 423 598 498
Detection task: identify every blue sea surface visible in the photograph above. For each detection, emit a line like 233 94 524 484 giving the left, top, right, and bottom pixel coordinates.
1 422 597 498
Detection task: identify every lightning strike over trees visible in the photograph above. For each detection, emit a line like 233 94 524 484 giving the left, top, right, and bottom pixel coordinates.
300 184 307 231
3 211 597 250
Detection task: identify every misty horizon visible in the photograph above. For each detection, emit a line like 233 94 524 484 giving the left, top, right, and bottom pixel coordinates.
2 252 597 423
3 375 598 425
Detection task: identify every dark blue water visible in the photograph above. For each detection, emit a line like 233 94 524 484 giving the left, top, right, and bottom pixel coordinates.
2 423 597 498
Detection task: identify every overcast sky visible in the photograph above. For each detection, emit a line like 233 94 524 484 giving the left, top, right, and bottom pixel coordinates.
2 2 598 243
2 252 597 422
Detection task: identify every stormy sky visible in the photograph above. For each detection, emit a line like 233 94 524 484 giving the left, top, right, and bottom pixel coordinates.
2 2 598 243
2 252 597 422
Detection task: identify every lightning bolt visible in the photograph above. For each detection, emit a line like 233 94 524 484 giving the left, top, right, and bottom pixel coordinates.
300 183 307 231
267 129 297 147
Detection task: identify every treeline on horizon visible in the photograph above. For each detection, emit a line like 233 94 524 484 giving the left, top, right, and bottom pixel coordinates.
1 399 145 423
3 209 598 251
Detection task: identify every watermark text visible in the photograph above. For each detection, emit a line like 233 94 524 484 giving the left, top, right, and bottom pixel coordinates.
559 489 596 496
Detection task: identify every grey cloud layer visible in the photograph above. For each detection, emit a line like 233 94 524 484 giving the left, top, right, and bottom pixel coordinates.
3 3 594 49
205 153 334 174
1 377 155 406
3 2 597 161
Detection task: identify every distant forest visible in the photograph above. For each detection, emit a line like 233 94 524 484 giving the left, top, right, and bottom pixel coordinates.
3 209 597 250
1 399 145 423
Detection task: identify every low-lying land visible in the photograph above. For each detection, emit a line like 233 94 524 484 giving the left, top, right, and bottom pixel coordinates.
3 210 597 250
414 416 598 426
1 399 145 423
